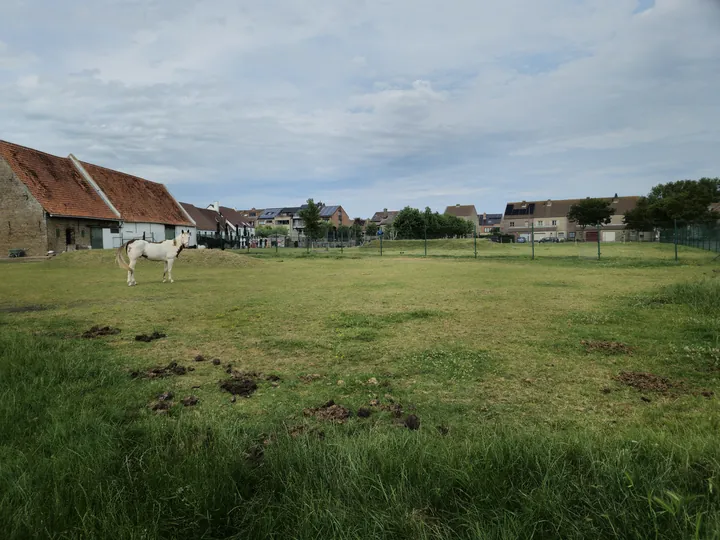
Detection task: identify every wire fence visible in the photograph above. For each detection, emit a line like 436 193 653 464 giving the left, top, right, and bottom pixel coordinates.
194 224 720 263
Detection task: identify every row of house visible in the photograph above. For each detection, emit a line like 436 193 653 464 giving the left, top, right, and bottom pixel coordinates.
369 196 643 242
0 140 196 256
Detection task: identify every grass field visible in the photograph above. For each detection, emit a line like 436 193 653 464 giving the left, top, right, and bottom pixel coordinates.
1 243 719 538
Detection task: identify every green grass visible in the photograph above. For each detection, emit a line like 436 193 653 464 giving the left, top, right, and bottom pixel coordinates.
1 243 719 538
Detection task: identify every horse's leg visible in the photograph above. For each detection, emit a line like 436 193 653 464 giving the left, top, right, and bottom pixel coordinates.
167 259 175 283
162 261 168 283
128 257 138 286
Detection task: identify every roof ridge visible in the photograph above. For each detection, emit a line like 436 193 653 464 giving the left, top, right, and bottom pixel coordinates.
0 139 65 159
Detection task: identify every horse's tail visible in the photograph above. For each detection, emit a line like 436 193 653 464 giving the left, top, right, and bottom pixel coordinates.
116 240 133 270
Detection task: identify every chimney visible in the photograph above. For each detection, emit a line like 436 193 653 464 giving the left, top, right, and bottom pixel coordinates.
456 203 460 206
383 208 388 212
546 199 552 207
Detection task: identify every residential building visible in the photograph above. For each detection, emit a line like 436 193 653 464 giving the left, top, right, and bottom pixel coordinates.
370 209 400 229
479 213 504 234
180 203 227 237
444 204 479 230
501 195 640 242
257 208 283 227
0 140 195 255
319 205 351 229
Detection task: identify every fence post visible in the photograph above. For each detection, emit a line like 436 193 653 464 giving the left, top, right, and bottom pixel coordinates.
531 221 535 260
380 234 383 256
275 233 278 255
474 222 477 259
674 219 678 262
597 224 601 261
424 220 427 257
341 229 344 255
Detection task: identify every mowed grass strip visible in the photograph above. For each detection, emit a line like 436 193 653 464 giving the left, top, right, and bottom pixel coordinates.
0 244 719 538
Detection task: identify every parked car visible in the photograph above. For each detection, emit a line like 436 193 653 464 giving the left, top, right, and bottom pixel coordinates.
517 237 527 243
538 237 560 243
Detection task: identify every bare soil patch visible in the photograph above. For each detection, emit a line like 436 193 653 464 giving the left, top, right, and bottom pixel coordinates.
303 400 351 423
582 340 633 355
613 371 677 393
0 304 49 313
82 325 120 338
299 374 323 383
219 378 258 397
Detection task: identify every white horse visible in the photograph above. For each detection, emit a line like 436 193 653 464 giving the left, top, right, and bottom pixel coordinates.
116 231 191 286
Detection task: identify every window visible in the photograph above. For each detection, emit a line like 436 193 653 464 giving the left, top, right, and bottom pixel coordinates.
110 227 120 234
81 230 85 238
552 220 557 226
56 228 60 238
537 220 544 227
509 221 515 227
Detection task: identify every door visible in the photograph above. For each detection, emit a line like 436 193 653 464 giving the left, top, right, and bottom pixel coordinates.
90 227 103 249
585 230 599 242
165 225 176 241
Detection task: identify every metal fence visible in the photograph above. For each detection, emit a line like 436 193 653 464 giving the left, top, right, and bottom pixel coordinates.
659 223 720 255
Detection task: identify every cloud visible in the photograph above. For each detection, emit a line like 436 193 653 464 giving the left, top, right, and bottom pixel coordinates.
1 0 719 217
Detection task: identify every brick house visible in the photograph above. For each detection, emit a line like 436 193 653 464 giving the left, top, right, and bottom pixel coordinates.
444 204 479 230
0 140 195 256
0 140 121 256
479 213 504 234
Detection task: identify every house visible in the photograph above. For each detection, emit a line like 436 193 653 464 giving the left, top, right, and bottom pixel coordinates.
444 204 479 230
0 140 121 255
479 213 504 234
180 202 227 237
501 195 640 242
319 205 351 229
370 209 400 229
78 160 195 248
257 208 283 227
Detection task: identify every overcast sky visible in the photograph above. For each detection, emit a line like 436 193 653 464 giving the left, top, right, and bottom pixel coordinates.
1 0 719 217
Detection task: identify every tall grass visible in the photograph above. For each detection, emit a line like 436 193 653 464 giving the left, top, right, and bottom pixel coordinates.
1 330 719 538
659 278 720 315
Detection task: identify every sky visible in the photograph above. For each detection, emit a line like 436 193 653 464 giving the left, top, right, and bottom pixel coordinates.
1 0 719 218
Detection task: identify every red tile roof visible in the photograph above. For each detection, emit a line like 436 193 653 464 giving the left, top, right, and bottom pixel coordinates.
180 203 226 231
0 140 119 220
80 160 194 226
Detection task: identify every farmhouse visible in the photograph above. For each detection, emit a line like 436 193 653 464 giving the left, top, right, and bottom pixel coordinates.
444 204 479 229
501 195 640 242
0 140 121 256
0 140 195 256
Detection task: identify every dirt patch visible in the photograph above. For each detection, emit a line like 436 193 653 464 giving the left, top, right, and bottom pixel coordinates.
212 358 221 365
357 407 371 418
135 331 167 343
613 371 679 393
219 378 258 397
0 304 48 313
299 374 323 383
182 396 199 407
130 361 188 379
194 355 206 362
82 325 120 338
303 400 352 423
582 340 632 355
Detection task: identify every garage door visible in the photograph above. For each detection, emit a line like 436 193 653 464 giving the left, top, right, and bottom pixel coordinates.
602 231 616 242
585 230 598 242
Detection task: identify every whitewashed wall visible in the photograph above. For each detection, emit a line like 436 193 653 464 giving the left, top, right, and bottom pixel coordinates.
101 222 196 249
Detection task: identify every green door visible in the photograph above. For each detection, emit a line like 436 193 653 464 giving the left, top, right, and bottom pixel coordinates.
165 226 176 241
90 227 104 249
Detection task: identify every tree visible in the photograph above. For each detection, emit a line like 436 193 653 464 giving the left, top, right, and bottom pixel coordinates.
299 199 323 240
255 225 289 238
567 198 616 229
392 206 425 239
365 222 379 237
622 197 655 232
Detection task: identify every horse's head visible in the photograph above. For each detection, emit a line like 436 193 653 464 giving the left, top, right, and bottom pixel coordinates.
180 230 191 247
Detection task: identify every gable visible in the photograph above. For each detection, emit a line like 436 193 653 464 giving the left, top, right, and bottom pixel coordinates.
0 140 118 220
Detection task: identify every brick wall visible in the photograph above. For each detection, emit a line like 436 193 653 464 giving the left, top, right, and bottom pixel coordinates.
0 158 48 257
